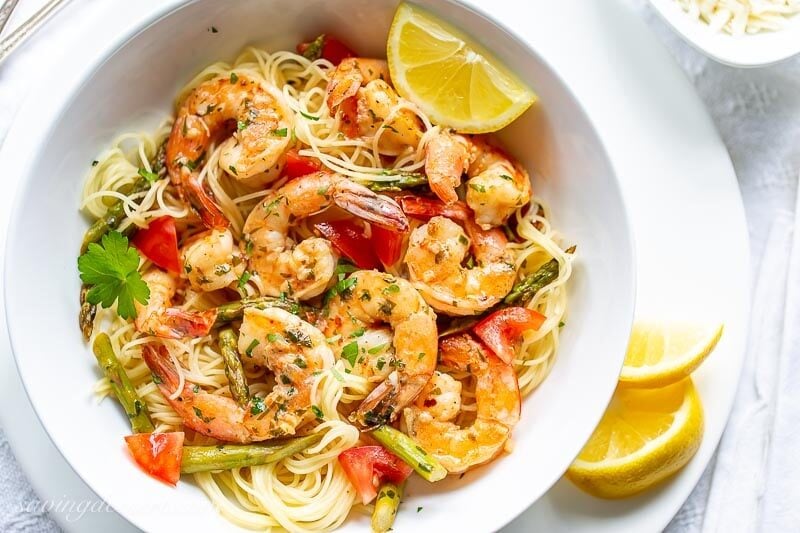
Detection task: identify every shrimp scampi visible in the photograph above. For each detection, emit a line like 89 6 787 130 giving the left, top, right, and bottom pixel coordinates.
166 72 293 228
143 306 332 442
403 333 521 474
425 132 531 228
243 171 408 300
134 269 216 339
321 270 438 427
405 212 516 316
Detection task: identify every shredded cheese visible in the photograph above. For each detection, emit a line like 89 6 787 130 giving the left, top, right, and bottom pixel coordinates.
675 0 800 35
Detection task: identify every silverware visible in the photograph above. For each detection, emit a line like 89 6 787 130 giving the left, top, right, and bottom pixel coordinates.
0 0 71 66
0 0 20 35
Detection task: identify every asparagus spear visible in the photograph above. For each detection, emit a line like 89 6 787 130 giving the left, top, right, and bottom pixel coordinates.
372 481 404 533
80 142 167 253
92 333 154 433
213 295 315 325
180 433 321 473
371 425 447 482
219 329 250 408
503 245 576 306
363 172 428 193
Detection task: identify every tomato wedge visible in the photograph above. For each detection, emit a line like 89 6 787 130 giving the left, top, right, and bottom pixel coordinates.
283 149 321 179
371 224 405 268
473 307 547 364
124 431 184 486
296 35 356 65
315 220 380 269
339 446 413 504
398 195 470 222
132 216 181 274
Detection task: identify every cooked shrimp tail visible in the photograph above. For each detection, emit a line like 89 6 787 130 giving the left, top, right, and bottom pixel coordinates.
185 176 230 229
332 178 409 232
134 269 217 339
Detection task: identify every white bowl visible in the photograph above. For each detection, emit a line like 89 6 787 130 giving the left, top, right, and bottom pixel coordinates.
4 0 635 531
649 0 800 67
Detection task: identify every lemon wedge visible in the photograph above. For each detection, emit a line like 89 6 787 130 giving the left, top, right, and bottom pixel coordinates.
386 2 536 133
567 379 704 498
619 322 724 388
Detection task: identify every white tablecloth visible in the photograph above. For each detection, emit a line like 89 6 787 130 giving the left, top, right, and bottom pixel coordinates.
1 0 798 531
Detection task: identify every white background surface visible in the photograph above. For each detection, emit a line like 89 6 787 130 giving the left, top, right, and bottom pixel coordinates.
0 0 795 532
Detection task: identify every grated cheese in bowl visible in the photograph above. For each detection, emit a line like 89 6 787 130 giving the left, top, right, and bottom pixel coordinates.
675 0 800 35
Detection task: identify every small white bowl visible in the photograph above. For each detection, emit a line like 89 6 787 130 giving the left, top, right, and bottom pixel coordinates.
649 0 800 67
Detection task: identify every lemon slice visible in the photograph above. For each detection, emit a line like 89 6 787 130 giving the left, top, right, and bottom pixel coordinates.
387 2 536 133
567 379 704 498
619 322 724 388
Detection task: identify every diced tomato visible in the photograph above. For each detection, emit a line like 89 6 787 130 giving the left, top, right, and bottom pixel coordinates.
339 446 413 504
473 307 547 364
124 431 184 486
283 149 321 179
132 216 181 274
315 220 380 269
398 195 471 222
296 35 356 65
371 225 405 268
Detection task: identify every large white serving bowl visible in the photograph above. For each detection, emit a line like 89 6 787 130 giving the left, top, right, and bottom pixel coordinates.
3 0 635 531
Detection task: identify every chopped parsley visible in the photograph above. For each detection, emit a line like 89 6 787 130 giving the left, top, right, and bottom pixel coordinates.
469 183 486 193
458 234 469 246
237 119 250 131
368 343 387 355
228 165 238 176
349 327 366 338
382 284 400 294
271 127 288 137
294 357 307 369
230 72 239 83
267 333 279 343
237 270 251 289
209 26 218 33
77 231 149 319
250 396 265 415
245 339 259 357
151 374 162 384
559 321 566 328
285 328 313 347
341 342 359 366
311 405 324 420
417 507 423 513
91 160 99 167
299 110 320 121
499 174 513 181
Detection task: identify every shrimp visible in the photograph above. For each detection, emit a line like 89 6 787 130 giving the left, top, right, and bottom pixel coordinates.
405 214 516 316
166 72 293 228
243 171 408 300
181 228 245 292
425 132 531 228
325 58 423 154
142 307 332 442
134 269 217 339
326 58 390 111
403 333 521 474
321 270 438 427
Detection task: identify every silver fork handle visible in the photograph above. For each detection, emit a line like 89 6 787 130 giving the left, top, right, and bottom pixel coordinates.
0 0 71 66
0 0 21 35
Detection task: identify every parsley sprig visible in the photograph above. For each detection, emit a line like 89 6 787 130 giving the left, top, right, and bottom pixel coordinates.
78 231 149 319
